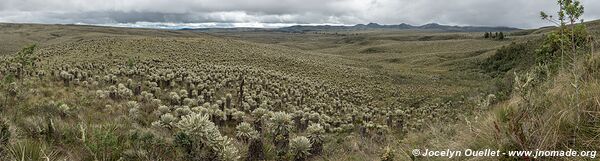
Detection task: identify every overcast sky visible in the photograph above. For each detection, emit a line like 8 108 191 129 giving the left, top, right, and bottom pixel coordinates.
0 0 599 29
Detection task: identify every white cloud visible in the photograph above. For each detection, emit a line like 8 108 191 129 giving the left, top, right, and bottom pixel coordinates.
0 0 599 28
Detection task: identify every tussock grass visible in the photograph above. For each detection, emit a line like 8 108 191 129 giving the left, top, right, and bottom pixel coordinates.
400 54 600 161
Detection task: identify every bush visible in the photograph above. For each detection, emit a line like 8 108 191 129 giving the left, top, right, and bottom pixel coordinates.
235 122 258 143
175 113 239 161
270 112 293 159
482 41 539 76
290 136 311 161
306 123 325 156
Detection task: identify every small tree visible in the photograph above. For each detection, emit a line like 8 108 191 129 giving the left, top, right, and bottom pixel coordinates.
540 2 586 81
540 0 586 67
484 32 490 38
540 0 589 147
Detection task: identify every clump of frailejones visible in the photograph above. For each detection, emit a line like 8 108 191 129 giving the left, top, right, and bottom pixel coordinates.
270 112 293 160
175 113 239 161
290 136 312 161
306 123 325 156
235 122 258 143
236 122 264 161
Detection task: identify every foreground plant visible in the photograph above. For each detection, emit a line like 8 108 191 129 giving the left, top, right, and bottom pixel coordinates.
175 113 239 161
290 136 311 161
270 112 293 160
306 123 325 156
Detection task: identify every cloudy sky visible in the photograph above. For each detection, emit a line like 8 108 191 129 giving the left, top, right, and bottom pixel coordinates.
0 0 599 29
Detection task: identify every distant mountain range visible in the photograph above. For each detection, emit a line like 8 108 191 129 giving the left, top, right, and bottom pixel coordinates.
181 22 521 33
276 23 520 32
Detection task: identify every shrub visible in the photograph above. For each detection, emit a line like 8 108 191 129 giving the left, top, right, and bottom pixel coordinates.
231 110 245 123
536 24 589 69
482 41 539 76
379 146 395 161
169 92 181 105
14 44 37 77
141 91 154 102
290 136 311 161
152 113 176 129
107 84 133 100
96 90 108 99
179 89 189 99
156 105 171 115
7 82 19 97
175 113 239 161
251 107 269 133
150 99 162 108
306 123 325 156
127 101 143 122
183 98 197 106
117 83 134 99
270 112 293 159
216 136 239 161
58 103 74 116
59 71 74 85
174 106 193 117
235 122 258 143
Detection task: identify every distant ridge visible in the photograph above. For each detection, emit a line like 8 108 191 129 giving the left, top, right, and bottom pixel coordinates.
277 22 520 33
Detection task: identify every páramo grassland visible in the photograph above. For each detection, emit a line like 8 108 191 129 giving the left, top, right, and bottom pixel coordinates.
0 4 599 160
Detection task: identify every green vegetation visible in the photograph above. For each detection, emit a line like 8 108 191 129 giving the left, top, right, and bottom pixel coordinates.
401 1 600 160
484 32 506 40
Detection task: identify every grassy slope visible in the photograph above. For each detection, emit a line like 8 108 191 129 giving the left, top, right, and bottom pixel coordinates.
0 23 418 160
397 20 600 161
0 23 386 99
0 23 497 160
0 23 213 55
0 24 394 160
207 28 543 104
1 23 517 109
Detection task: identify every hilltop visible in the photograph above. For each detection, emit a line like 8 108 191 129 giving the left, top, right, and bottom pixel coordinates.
279 22 520 33
185 22 520 33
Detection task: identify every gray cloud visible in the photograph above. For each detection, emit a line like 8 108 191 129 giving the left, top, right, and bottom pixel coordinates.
0 0 599 28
